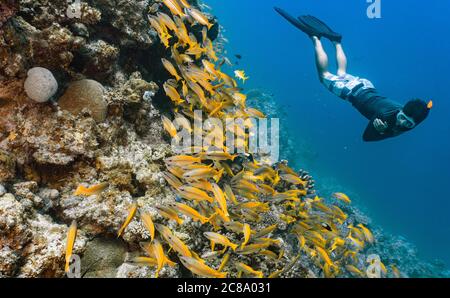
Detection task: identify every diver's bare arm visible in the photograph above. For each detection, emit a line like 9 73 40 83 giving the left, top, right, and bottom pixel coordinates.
312 37 330 79
335 42 347 76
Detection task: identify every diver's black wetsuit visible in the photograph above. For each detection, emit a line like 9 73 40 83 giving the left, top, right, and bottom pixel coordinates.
348 89 409 142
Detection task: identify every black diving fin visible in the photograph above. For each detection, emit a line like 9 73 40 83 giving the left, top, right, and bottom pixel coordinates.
298 15 342 42
274 7 342 43
274 7 320 37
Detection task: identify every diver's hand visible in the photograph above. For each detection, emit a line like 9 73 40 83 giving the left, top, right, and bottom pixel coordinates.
373 118 388 134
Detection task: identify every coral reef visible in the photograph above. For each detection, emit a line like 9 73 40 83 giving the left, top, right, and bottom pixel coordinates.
24 67 58 102
58 79 108 122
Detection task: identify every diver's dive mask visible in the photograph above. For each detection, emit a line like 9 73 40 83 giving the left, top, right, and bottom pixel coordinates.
396 111 416 129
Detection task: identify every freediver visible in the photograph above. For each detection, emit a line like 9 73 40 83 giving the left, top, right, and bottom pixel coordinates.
274 7 432 142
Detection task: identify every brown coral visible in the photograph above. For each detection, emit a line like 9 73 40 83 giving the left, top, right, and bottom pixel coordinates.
58 79 108 122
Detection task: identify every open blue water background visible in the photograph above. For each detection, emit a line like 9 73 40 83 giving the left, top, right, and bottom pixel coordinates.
207 0 450 267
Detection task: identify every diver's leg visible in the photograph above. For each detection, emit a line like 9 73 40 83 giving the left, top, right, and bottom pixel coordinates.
312 36 331 79
335 42 347 76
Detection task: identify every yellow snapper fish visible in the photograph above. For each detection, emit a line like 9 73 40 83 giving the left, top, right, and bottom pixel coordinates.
297 235 306 249
241 223 251 249
276 163 298 176
347 232 365 250
236 243 270 255
323 263 339 278
234 70 249 83
130 256 158 267
218 162 234 178
166 234 192 257
177 185 214 203
272 192 300 202
239 201 270 213
210 207 230 226
204 232 238 251
156 12 178 32
199 151 237 161
252 237 282 247
330 205 348 222
344 250 359 263
165 155 202 166
155 223 173 239
148 16 171 48
163 82 184 105
223 221 245 234
188 179 214 192
178 0 191 9
253 224 277 238
236 262 263 278
232 92 247 107
285 189 308 197
223 184 239 205
202 59 219 78
345 265 365 277
218 253 231 271
332 192 351 204
279 174 307 186
74 182 109 196
171 202 209 224
218 71 237 87
268 254 301 278
117 202 138 237
357 223 374 244
162 0 186 17
233 179 260 194
183 167 223 182
347 224 365 240
201 26 208 44
140 212 155 241
173 18 191 46
65 220 78 273
162 115 179 139
162 171 183 189
329 237 345 252
186 81 207 106
186 44 207 60
162 58 181 81
142 242 176 264
204 38 218 61
240 208 262 223
186 7 212 29
151 240 166 278
174 112 192 133
258 184 276 196
211 183 228 216
178 162 213 171
260 249 279 260
245 107 266 118
180 256 227 278
166 165 185 179
156 206 184 225
316 246 334 266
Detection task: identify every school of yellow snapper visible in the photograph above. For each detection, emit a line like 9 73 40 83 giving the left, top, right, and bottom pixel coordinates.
64 0 398 278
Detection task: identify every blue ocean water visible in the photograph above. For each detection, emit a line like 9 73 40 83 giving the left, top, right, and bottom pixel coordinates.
207 0 450 267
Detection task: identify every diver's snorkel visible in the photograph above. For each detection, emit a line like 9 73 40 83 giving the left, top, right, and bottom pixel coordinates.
396 110 416 129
